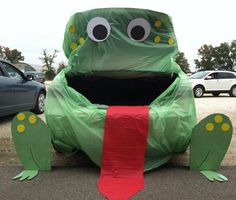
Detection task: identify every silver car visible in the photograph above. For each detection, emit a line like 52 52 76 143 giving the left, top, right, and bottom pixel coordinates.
0 60 46 116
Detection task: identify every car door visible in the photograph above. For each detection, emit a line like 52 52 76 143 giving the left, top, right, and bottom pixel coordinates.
203 72 218 91
0 65 14 115
1 61 37 110
216 72 236 91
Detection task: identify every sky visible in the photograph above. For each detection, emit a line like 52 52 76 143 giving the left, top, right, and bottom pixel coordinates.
0 0 235 71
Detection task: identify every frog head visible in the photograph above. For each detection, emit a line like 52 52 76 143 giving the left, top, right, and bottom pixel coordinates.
62 8 185 105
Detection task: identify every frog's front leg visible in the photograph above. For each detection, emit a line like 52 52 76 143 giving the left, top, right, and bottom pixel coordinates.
11 112 51 181
190 113 233 182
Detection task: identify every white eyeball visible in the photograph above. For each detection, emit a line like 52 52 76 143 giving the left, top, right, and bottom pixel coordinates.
127 18 151 42
87 17 111 42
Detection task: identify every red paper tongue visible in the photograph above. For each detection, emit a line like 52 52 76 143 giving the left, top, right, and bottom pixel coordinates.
98 106 149 200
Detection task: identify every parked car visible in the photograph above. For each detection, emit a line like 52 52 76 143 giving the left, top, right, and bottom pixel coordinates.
189 70 236 97
15 62 45 84
0 59 46 117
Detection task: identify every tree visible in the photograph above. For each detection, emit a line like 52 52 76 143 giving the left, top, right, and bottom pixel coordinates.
214 42 234 71
39 49 58 71
0 45 24 63
175 52 191 74
39 49 58 80
194 41 236 71
194 44 216 71
230 40 236 71
57 61 66 74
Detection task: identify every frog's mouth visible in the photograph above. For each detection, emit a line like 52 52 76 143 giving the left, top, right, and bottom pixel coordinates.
66 72 177 106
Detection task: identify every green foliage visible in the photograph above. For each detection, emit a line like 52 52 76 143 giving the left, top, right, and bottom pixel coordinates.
214 42 233 71
0 45 24 63
194 45 216 71
195 41 236 71
175 52 191 74
57 61 66 74
45 69 56 80
229 40 236 70
39 49 58 80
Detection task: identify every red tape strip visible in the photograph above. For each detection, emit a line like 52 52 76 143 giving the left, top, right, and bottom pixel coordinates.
98 106 149 200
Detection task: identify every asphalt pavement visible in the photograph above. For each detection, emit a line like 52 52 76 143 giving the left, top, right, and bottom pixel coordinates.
0 165 236 200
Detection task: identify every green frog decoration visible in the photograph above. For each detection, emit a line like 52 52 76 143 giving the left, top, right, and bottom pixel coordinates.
11 8 233 184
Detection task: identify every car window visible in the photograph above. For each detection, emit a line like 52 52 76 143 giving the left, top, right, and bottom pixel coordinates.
25 65 36 71
15 63 36 72
205 72 217 79
15 65 25 72
189 71 210 79
1 62 23 80
217 72 236 79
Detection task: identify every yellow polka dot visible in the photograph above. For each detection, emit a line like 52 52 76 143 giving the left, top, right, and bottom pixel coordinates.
154 36 161 43
70 43 78 50
17 124 25 133
17 113 25 121
168 38 174 45
154 20 162 28
79 37 85 45
221 123 230 132
206 123 214 132
28 115 37 124
69 25 76 33
214 115 223 123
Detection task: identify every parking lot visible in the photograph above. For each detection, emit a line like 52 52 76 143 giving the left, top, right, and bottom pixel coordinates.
0 94 236 166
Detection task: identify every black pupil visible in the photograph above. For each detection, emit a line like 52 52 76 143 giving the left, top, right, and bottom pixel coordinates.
131 25 145 40
93 24 108 40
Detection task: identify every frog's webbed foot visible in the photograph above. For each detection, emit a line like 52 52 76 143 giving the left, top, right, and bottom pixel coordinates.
13 170 39 181
200 171 228 182
190 113 233 181
11 112 51 181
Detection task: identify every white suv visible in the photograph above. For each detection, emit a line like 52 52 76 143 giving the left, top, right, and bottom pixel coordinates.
189 70 236 97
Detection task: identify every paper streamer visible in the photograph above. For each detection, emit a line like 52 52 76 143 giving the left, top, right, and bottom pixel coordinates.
98 106 149 200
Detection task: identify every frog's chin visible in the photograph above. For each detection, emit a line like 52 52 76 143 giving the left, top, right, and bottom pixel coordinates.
66 72 177 106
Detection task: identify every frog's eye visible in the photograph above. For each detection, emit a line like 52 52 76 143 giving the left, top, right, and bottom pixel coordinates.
87 17 111 42
127 18 150 42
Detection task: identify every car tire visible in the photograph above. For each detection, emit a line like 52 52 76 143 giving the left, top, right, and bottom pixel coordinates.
193 86 204 98
212 92 220 97
32 91 46 114
229 86 236 97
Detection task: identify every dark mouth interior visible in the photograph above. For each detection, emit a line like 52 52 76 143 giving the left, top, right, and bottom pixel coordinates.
66 72 177 106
